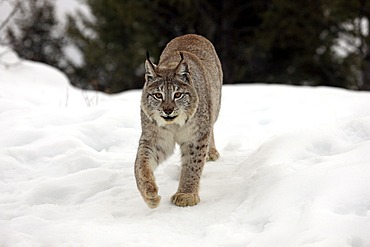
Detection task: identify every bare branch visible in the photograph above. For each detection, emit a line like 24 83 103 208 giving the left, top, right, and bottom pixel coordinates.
0 0 21 32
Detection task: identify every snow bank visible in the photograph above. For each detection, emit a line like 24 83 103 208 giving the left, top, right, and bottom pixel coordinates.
1 47 370 246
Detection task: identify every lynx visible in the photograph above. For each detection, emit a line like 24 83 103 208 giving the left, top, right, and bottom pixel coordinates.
134 34 223 208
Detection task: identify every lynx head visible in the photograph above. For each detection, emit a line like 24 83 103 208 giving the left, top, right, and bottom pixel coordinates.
141 52 199 126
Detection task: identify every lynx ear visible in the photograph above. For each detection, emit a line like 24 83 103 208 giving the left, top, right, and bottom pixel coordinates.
175 52 190 83
145 51 157 83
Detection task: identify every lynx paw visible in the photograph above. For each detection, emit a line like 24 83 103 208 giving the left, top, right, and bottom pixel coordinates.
207 148 220 161
171 192 200 207
141 181 161 209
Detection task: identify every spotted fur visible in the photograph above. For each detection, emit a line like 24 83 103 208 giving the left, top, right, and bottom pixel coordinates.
134 34 223 208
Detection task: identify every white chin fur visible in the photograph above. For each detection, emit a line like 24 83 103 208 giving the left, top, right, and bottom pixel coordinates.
154 113 188 127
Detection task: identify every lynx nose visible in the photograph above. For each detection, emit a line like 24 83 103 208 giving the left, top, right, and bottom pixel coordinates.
163 107 173 115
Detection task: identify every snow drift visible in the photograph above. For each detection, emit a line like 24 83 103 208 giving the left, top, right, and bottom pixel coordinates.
1 46 370 246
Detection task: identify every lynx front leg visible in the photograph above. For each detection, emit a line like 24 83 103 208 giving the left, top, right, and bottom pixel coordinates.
135 131 175 208
171 140 208 207
135 154 161 209
134 135 163 209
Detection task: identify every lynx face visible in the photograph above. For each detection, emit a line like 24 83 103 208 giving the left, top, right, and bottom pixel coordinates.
141 55 199 126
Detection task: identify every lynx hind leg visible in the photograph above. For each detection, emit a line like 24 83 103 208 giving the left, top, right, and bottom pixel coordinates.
207 129 220 161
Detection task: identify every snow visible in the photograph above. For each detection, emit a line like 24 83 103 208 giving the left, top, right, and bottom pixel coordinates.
54 0 93 26
332 17 369 59
0 0 91 27
1 46 370 247
0 0 90 67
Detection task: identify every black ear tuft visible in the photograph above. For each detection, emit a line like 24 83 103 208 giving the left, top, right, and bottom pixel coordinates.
145 50 157 83
146 50 150 60
175 53 190 83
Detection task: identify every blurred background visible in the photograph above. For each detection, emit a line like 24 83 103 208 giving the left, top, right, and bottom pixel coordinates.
1 0 369 93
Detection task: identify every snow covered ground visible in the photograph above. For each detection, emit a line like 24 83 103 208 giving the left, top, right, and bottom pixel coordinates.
1 47 370 247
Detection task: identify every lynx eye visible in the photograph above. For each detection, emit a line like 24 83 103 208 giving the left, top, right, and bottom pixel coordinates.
174 92 183 99
153 93 163 99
